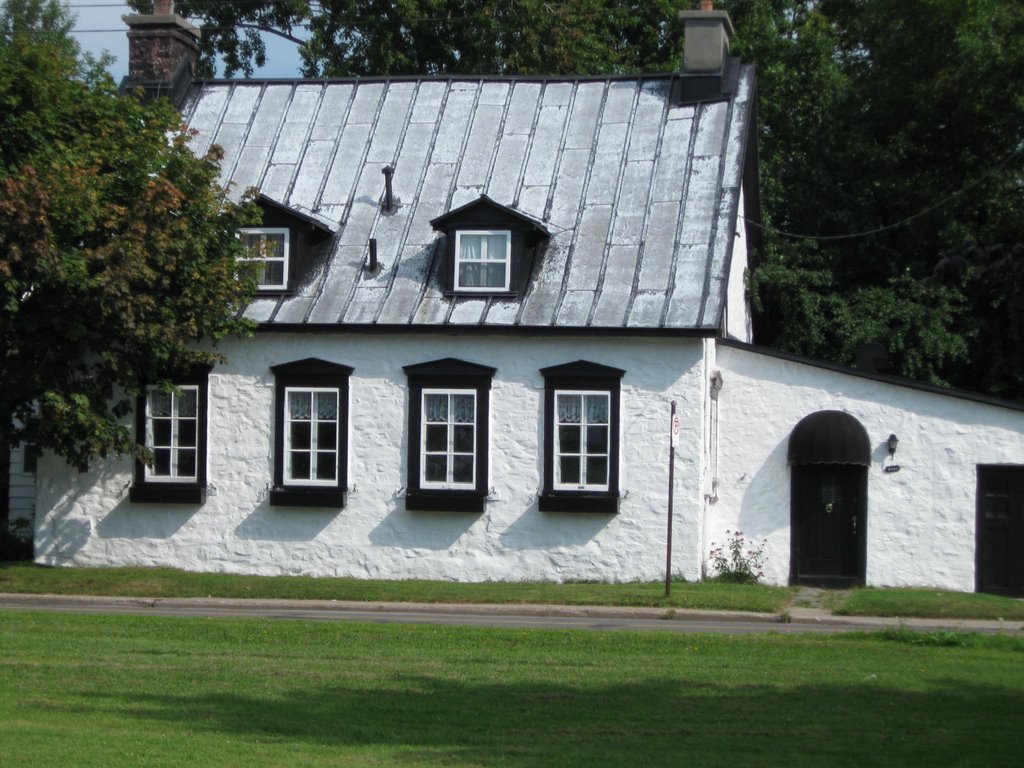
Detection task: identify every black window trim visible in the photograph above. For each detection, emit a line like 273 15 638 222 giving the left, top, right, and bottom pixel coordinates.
129 364 212 505
270 358 353 508
539 360 625 514
403 358 496 512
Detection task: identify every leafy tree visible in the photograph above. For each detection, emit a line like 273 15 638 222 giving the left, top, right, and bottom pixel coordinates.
728 0 1024 393
133 0 690 77
0 0 258 470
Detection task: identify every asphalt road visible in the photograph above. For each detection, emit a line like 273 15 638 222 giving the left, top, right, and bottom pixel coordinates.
2 594 1020 636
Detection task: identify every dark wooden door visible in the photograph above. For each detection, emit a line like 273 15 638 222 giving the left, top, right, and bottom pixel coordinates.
792 465 865 584
977 467 1024 596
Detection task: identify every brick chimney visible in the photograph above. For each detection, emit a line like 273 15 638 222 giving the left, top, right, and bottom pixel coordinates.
122 0 201 105
674 1 738 104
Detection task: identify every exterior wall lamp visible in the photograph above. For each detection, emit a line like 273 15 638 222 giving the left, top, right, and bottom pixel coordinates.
887 433 899 457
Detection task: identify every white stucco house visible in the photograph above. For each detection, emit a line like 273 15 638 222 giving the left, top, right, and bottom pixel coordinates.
26 5 1024 596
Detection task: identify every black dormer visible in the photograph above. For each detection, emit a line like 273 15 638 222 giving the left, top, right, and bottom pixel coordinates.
430 195 549 297
240 195 337 294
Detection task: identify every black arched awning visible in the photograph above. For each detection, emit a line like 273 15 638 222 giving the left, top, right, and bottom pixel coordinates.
788 411 870 466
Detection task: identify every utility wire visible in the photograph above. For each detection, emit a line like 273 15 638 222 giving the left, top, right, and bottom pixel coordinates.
742 146 1023 243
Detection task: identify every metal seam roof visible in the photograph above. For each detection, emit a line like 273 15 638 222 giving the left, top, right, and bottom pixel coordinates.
180 69 756 332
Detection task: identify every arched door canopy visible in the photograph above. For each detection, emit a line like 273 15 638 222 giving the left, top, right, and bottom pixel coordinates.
788 410 870 466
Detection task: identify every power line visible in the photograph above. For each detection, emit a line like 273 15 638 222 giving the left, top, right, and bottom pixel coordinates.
742 147 1023 243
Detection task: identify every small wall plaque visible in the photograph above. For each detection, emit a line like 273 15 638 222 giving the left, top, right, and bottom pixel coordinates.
884 465 901 473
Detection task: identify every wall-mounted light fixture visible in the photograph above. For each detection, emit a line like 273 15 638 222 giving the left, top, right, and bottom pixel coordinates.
887 433 899 457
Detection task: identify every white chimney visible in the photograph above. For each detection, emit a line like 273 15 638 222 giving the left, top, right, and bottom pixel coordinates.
675 2 737 103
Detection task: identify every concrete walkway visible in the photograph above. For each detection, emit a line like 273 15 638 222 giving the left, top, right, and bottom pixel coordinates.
1 592 1021 636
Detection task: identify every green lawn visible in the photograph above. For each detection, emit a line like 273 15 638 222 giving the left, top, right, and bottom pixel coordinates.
1 611 1021 767
836 587 1024 621
0 562 790 613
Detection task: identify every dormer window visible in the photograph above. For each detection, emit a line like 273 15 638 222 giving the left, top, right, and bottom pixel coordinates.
238 195 337 295
455 230 511 291
431 195 548 297
240 227 289 290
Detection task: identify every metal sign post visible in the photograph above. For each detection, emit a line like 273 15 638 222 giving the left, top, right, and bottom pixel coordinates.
665 401 678 598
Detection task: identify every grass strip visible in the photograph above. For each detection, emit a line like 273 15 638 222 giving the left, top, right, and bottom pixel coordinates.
836 587 1024 620
0 562 790 613
1 611 1022 767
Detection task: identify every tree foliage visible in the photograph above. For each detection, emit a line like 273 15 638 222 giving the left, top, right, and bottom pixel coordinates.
728 0 1024 394
0 0 258 469
134 1 690 77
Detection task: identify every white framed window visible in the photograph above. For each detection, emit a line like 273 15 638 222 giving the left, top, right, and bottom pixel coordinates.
145 386 199 482
240 227 289 290
554 391 611 491
283 387 340 486
454 230 511 291
421 389 477 489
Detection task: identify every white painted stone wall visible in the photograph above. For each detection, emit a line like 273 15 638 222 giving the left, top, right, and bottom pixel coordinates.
34 334 706 583
713 344 1024 590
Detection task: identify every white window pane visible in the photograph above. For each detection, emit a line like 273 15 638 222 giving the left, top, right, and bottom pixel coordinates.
289 391 312 420
149 391 172 417
316 391 338 420
557 394 582 424
175 390 197 418
452 394 475 423
460 234 483 260
425 393 448 422
585 394 608 424
486 233 507 257
481 263 506 288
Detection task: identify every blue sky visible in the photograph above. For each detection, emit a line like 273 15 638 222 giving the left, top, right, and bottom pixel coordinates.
68 1 303 80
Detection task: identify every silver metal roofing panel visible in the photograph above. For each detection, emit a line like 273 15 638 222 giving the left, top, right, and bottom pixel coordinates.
638 202 681 290
290 140 334 209
274 294 316 324
602 81 637 124
458 104 504 187
366 87 414 163
319 122 371 206
610 161 654 245
679 155 720 246
223 84 261 124
563 82 604 149
627 82 669 161
522 102 568 187
664 244 711 327
566 206 612 291
504 82 542 134
228 145 270 198
485 133 528 205
627 291 667 328
651 116 693 203
692 100 729 157
247 87 291 147
182 67 757 333
448 298 487 325
242 298 278 322
309 83 353 141
484 300 520 325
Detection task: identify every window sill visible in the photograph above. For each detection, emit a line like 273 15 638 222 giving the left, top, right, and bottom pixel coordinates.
405 489 486 513
539 491 619 514
443 290 517 299
129 483 206 505
269 488 345 508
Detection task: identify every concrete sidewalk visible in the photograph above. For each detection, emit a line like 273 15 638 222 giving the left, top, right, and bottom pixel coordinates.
1 592 1021 635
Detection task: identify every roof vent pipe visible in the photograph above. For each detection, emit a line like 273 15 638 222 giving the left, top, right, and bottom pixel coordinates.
367 238 378 272
381 166 395 213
